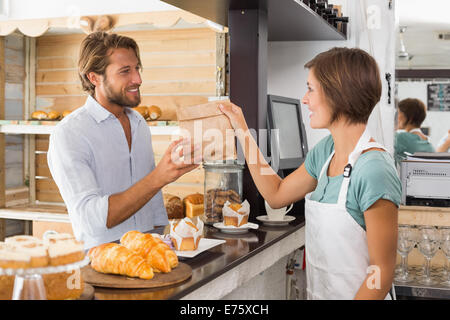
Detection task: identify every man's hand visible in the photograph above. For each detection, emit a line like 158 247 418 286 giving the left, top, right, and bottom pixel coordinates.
153 138 202 188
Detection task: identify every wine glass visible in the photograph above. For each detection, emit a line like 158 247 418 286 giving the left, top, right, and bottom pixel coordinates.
417 226 440 285
394 225 416 283
12 274 47 300
439 226 450 287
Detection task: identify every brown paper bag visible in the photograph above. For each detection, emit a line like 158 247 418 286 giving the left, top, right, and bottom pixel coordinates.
176 100 236 161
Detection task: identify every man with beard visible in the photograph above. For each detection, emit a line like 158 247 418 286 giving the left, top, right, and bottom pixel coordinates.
47 32 200 249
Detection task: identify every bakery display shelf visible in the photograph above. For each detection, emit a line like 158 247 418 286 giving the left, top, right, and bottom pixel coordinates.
0 121 180 136
0 203 69 223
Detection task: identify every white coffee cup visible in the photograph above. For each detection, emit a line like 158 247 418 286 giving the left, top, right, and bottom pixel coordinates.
265 200 293 221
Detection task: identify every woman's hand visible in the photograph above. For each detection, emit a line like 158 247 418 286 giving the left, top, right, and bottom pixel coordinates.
218 102 249 131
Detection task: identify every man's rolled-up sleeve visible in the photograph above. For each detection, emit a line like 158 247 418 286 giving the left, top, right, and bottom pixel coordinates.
47 126 109 237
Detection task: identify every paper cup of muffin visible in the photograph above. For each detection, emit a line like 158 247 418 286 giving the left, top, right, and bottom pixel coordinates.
222 200 250 227
170 217 204 251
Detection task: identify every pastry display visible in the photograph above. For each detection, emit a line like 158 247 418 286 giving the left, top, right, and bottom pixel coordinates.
147 105 162 120
62 110 72 118
205 188 241 223
132 106 149 119
183 193 204 218
0 241 31 269
0 234 86 300
170 217 204 251
6 238 48 268
88 243 154 280
120 230 178 273
43 233 85 266
31 111 48 120
164 193 184 219
222 200 250 227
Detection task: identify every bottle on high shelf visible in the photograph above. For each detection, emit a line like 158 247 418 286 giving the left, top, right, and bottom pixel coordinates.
316 0 328 9
334 16 349 36
325 13 337 26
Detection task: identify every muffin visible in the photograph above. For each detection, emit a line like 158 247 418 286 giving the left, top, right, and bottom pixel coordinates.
222 200 250 227
170 217 204 251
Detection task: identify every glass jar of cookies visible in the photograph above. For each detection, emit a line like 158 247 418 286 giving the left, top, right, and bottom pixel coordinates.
203 160 244 224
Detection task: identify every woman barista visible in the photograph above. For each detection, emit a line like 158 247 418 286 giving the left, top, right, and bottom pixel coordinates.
219 47 401 300
394 98 435 165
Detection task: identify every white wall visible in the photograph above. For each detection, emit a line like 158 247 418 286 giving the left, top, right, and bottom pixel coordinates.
396 81 450 147
268 0 396 152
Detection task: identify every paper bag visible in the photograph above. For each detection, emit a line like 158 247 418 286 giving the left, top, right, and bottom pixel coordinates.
176 101 236 161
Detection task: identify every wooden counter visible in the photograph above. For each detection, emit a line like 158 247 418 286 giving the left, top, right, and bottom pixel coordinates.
90 213 305 300
398 205 450 227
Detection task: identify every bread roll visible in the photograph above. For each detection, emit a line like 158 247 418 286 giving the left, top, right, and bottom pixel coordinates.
148 105 162 120
31 111 48 120
62 110 72 118
47 111 61 120
183 193 204 218
163 193 184 219
132 106 149 119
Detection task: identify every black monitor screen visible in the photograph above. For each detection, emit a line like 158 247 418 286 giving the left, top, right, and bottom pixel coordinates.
267 95 308 172
271 101 303 159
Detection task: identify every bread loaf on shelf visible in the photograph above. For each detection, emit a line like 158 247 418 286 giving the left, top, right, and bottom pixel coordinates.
148 105 162 120
132 106 149 119
47 111 61 120
163 193 184 219
88 242 154 280
62 110 72 118
183 193 204 218
31 111 48 120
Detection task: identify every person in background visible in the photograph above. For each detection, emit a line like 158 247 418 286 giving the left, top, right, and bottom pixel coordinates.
48 32 200 249
394 98 435 165
436 129 450 152
220 47 400 300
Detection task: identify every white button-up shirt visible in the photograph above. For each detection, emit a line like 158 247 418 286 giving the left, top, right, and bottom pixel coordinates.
48 96 168 249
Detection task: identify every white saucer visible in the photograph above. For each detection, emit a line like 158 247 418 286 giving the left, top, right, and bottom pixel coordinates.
213 222 259 234
256 215 295 226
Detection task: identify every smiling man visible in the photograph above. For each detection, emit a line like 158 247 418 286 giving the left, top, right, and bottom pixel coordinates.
47 32 200 249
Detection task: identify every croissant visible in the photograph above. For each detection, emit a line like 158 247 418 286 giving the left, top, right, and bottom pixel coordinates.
88 243 154 280
120 231 178 273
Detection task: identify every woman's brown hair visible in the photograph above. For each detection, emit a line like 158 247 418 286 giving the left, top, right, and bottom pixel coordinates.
304 47 382 124
398 98 427 128
78 32 142 96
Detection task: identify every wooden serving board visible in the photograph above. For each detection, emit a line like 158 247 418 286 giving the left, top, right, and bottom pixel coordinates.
78 283 95 300
81 262 192 289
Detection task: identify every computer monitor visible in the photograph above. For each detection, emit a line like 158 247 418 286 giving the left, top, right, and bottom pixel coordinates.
267 94 308 175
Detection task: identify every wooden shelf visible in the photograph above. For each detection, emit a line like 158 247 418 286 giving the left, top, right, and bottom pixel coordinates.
0 203 70 223
0 123 180 136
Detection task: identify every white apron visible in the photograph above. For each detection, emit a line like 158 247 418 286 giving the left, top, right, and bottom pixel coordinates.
305 128 393 300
